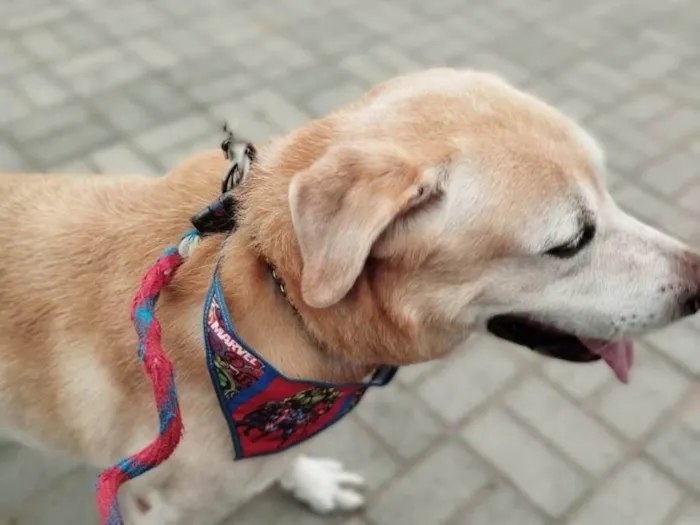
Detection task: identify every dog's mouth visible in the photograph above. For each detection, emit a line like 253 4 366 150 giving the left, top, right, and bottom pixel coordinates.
486 315 634 383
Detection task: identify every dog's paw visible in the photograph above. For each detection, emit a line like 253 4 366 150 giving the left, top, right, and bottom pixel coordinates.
280 456 365 514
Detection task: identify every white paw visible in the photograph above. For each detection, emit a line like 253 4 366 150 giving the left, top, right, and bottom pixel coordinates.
280 456 365 514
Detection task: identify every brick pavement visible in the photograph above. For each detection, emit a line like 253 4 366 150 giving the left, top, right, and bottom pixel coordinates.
1 0 699 523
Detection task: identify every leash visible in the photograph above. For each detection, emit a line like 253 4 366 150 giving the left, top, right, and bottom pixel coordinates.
95 233 195 524
95 127 252 524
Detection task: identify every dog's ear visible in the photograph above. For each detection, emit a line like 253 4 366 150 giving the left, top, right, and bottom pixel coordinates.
289 143 436 309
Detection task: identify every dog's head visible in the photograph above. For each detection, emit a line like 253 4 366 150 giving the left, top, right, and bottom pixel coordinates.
238 68 700 382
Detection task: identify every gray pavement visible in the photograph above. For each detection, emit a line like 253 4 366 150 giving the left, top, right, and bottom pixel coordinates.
0 0 699 523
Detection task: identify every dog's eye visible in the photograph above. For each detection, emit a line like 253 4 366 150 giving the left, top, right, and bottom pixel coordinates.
545 224 595 259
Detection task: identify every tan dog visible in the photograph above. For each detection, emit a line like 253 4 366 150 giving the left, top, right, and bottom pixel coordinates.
1 68 699 525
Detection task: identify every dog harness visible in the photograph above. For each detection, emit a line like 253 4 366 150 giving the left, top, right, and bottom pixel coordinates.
95 127 397 524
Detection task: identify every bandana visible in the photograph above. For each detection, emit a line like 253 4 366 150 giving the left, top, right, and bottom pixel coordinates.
203 266 397 459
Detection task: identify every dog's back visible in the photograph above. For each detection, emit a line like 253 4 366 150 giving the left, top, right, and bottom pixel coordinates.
0 173 161 453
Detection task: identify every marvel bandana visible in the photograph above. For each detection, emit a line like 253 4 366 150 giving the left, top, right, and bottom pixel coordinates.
204 269 397 459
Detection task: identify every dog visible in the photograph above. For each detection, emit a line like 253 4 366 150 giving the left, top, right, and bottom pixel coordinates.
1 68 699 525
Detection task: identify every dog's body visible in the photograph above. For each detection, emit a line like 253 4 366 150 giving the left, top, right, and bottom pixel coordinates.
1 69 699 524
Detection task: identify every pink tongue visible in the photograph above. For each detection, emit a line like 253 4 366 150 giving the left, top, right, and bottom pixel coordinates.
580 339 634 384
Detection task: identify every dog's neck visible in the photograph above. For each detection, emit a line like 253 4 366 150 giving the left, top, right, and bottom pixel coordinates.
159 201 372 385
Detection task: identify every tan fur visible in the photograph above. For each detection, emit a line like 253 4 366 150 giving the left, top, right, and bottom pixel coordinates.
1 68 698 524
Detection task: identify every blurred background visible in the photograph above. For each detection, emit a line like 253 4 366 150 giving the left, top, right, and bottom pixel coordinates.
0 0 698 523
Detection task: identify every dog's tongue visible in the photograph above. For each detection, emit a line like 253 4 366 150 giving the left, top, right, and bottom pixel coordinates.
580 339 634 384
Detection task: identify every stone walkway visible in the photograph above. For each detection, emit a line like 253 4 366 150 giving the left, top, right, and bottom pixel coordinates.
0 0 699 523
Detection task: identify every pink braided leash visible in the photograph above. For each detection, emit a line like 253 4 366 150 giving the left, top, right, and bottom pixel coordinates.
95 235 195 524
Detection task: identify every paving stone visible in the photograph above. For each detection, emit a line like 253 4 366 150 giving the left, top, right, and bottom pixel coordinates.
209 100 281 143
53 46 146 96
493 26 581 73
344 4 418 36
672 501 700 525
87 2 167 39
156 135 221 170
18 28 71 61
229 485 345 525
505 377 624 475
453 482 546 525
678 181 700 215
539 10 617 50
613 185 698 242
29 121 117 168
588 113 665 157
10 102 91 143
134 114 214 153
306 81 368 117
680 390 700 433
664 64 700 104
188 10 264 49
3 3 71 32
0 86 31 125
302 418 399 491
52 16 111 52
339 45 422 86
125 76 194 118
368 441 491 525
124 36 181 69
567 460 683 525
166 54 246 90
542 359 613 400
592 347 692 439
279 15 374 59
244 0 322 25
230 35 315 81
645 323 700 377
396 359 445 387
649 107 700 147
556 60 635 104
355 385 441 461
0 142 31 172
156 26 216 60
627 51 682 80
14 70 69 108
0 40 31 76
641 152 698 197
0 444 77 511
185 71 258 107
618 91 675 122
53 159 98 174
91 142 160 176
14 468 100 525
466 51 532 84
556 96 596 121
462 408 588 517
272 64 357 106
91 91 157 133
244 89 311 132
418 338 519 423
647 421 700 493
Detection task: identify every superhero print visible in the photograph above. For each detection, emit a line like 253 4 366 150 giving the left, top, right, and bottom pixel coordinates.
238 387 342 446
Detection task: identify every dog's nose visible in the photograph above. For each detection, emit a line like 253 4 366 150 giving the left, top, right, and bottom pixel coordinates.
679 250 700 316
682 291 700 316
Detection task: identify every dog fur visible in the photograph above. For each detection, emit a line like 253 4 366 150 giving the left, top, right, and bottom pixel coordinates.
1 68 699 524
